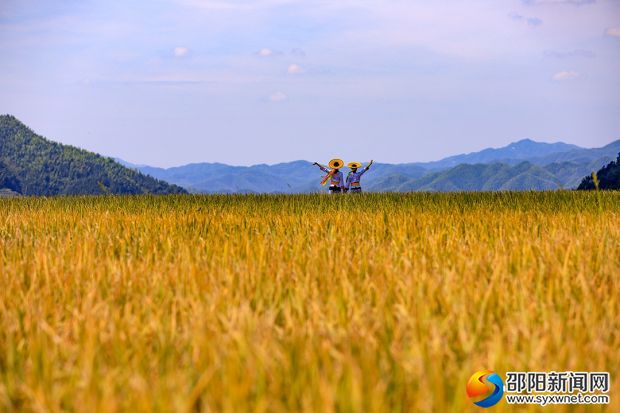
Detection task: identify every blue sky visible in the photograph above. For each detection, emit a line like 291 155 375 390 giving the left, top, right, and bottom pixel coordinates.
1 0 619 166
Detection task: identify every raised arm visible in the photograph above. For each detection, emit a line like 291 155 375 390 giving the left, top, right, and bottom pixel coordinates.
313 162 329 173
360 160 373 175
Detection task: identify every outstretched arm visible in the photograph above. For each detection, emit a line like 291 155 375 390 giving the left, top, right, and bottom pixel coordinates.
313 162 329 173
360 160 373 176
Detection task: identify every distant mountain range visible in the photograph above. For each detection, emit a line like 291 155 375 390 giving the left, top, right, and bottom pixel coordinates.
0 115 185 196
409 139 582 170
121 139 620 193
1 114 617 195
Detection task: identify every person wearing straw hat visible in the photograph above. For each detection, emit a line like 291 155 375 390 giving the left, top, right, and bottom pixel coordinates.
344 160 373 193
313 159 345 193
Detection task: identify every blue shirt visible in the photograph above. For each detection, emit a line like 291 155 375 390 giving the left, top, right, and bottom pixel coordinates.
345 169 368 189
319 165 344 187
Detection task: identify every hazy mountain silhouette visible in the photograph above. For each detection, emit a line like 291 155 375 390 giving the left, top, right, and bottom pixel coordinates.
411 138 582 170
122 139 618 193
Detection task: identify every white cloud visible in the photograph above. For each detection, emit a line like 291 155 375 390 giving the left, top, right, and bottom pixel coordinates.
169 1 604 61
605 27 620 37
287 64 302 74
173 47 189 57
509 12 543 27
269 91 287 102
552 71 579 81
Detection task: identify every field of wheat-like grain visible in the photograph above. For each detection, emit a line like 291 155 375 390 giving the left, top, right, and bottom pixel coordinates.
0 192 618 413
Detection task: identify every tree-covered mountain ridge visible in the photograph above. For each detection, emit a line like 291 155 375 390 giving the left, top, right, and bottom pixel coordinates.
0 115 186 195
578 153 620 190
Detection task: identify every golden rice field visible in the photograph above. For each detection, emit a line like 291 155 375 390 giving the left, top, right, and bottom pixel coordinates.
0 192 619 413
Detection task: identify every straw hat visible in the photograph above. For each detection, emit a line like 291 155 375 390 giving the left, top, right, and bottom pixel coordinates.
347 162 362 169
328 159 344 169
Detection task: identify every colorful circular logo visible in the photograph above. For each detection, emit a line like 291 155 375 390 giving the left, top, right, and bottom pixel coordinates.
466 370 504 408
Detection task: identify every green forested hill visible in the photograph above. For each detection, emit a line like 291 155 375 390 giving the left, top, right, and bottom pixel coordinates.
0 115 186 195
0 160 21 193
578 153 620 190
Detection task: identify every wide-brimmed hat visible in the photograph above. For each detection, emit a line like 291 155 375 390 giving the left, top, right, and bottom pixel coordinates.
329 159 344 169
347 162 362 169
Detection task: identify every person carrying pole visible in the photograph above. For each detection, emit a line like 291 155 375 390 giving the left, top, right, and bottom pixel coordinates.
313 159 345 193
344 160 373 193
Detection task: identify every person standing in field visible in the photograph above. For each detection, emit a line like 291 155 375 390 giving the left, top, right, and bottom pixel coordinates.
313 159 345 193
344 160 373 193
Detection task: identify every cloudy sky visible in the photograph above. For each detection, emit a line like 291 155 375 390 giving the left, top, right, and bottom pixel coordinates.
1 0 619 166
